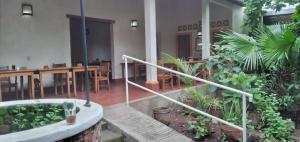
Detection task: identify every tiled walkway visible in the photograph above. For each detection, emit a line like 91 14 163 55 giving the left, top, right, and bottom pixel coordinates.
1 79 182 107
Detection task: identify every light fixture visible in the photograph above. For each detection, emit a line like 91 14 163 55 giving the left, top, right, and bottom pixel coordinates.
197 32 202 37
22 3 33 16
130 20 138 29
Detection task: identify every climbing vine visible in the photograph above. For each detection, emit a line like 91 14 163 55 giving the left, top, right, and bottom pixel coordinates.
243 0 299 31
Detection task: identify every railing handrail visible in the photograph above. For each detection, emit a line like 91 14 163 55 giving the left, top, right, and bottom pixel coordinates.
123 55 252 100
122 55 251 142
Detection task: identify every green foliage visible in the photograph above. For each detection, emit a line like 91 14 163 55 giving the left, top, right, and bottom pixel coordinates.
188 116 210 139
220 72 257 90
219 72 257 125
291 4 300 36
162 53 201 86
242 0 298 31
220 25 300 72
184 87 221 111
0 104 65 134
202 45 242 83
251 79 295 141
222 92 242 125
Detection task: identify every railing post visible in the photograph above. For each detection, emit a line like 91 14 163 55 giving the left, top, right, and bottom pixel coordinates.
125 57 129 105
242 94 247 142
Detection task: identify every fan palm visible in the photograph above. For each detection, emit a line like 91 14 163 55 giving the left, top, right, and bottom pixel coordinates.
162 53 201 86
219 24 300 72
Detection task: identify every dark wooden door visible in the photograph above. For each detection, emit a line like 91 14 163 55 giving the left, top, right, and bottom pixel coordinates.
177 33 191 60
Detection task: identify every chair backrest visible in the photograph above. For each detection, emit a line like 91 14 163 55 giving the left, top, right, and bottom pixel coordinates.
0 66 10 82
53 63 67 68
99 63 110 77
157 63 173 75
52 63 67 80
0 66 9 71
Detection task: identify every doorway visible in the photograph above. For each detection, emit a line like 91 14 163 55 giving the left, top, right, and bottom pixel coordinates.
176 33 192 60
68 15 114 67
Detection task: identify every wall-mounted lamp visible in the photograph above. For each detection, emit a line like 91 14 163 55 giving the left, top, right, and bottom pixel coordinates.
22 3 33 16
130 20 138 29
197 32 202 37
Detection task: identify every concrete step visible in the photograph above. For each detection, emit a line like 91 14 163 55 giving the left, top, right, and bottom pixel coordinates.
103 104 193 142
102 129 124 142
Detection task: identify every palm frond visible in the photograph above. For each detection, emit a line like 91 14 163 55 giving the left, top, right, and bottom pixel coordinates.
219 31 264 71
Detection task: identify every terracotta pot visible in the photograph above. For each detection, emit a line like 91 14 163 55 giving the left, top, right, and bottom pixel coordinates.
153 107 171 125
220 124 241 140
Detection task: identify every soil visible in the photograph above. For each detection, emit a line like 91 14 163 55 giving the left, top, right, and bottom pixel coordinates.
168 108 221 142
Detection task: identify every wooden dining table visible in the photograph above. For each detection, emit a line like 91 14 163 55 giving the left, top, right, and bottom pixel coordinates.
37 67 71 98
71 66 98 97
0 70 35 101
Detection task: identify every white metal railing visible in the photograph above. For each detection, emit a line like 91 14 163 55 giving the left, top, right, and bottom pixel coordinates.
122 55 253 142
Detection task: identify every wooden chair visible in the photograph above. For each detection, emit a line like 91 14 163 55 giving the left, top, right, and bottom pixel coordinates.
157 63 173 90
52 63 69 95
0 66 18 98
97 63 110 91
164 63 180 87
197 63 210 80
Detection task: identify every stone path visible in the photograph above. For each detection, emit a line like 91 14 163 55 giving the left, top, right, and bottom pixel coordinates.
103 104 193 142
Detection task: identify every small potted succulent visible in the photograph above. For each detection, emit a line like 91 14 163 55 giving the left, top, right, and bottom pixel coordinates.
63 101 77 125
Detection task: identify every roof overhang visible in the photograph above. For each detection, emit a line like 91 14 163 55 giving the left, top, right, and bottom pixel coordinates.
226 0 244 7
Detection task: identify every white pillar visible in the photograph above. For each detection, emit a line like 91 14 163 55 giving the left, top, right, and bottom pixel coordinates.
202 0 210 59
232 6 244 33
144 0 157 82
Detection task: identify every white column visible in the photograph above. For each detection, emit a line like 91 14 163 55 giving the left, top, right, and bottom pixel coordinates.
202 0 210 59
144 0 157 82
232 6 244 33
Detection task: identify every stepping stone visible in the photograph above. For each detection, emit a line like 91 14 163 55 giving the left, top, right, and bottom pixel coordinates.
103 104 193 142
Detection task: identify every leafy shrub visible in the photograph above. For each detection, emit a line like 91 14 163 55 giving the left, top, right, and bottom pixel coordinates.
0 104 66 134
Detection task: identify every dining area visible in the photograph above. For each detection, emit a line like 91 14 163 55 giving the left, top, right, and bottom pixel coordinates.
0 63 111 102
120 56 210 90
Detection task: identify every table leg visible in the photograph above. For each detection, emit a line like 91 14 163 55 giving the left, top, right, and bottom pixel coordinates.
81 73 84 92
39 73 45 98
66 72 70 98
20 76 24 99
121 64 125 80
0 82 2 102
72 71 77 97
30 75 35 99
94 70 97 94
134 64 137 81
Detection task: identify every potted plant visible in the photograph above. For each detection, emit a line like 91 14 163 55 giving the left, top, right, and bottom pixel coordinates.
153 107 171 125
63 101 77 125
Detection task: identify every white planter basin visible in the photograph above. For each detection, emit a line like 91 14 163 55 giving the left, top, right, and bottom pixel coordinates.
0 99 103 142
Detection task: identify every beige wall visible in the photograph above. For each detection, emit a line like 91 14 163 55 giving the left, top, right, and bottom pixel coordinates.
157 0 233 58
0 0 242 84
0 0 145 83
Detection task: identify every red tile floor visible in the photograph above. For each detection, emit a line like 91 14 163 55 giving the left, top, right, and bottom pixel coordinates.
1 78 183 107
